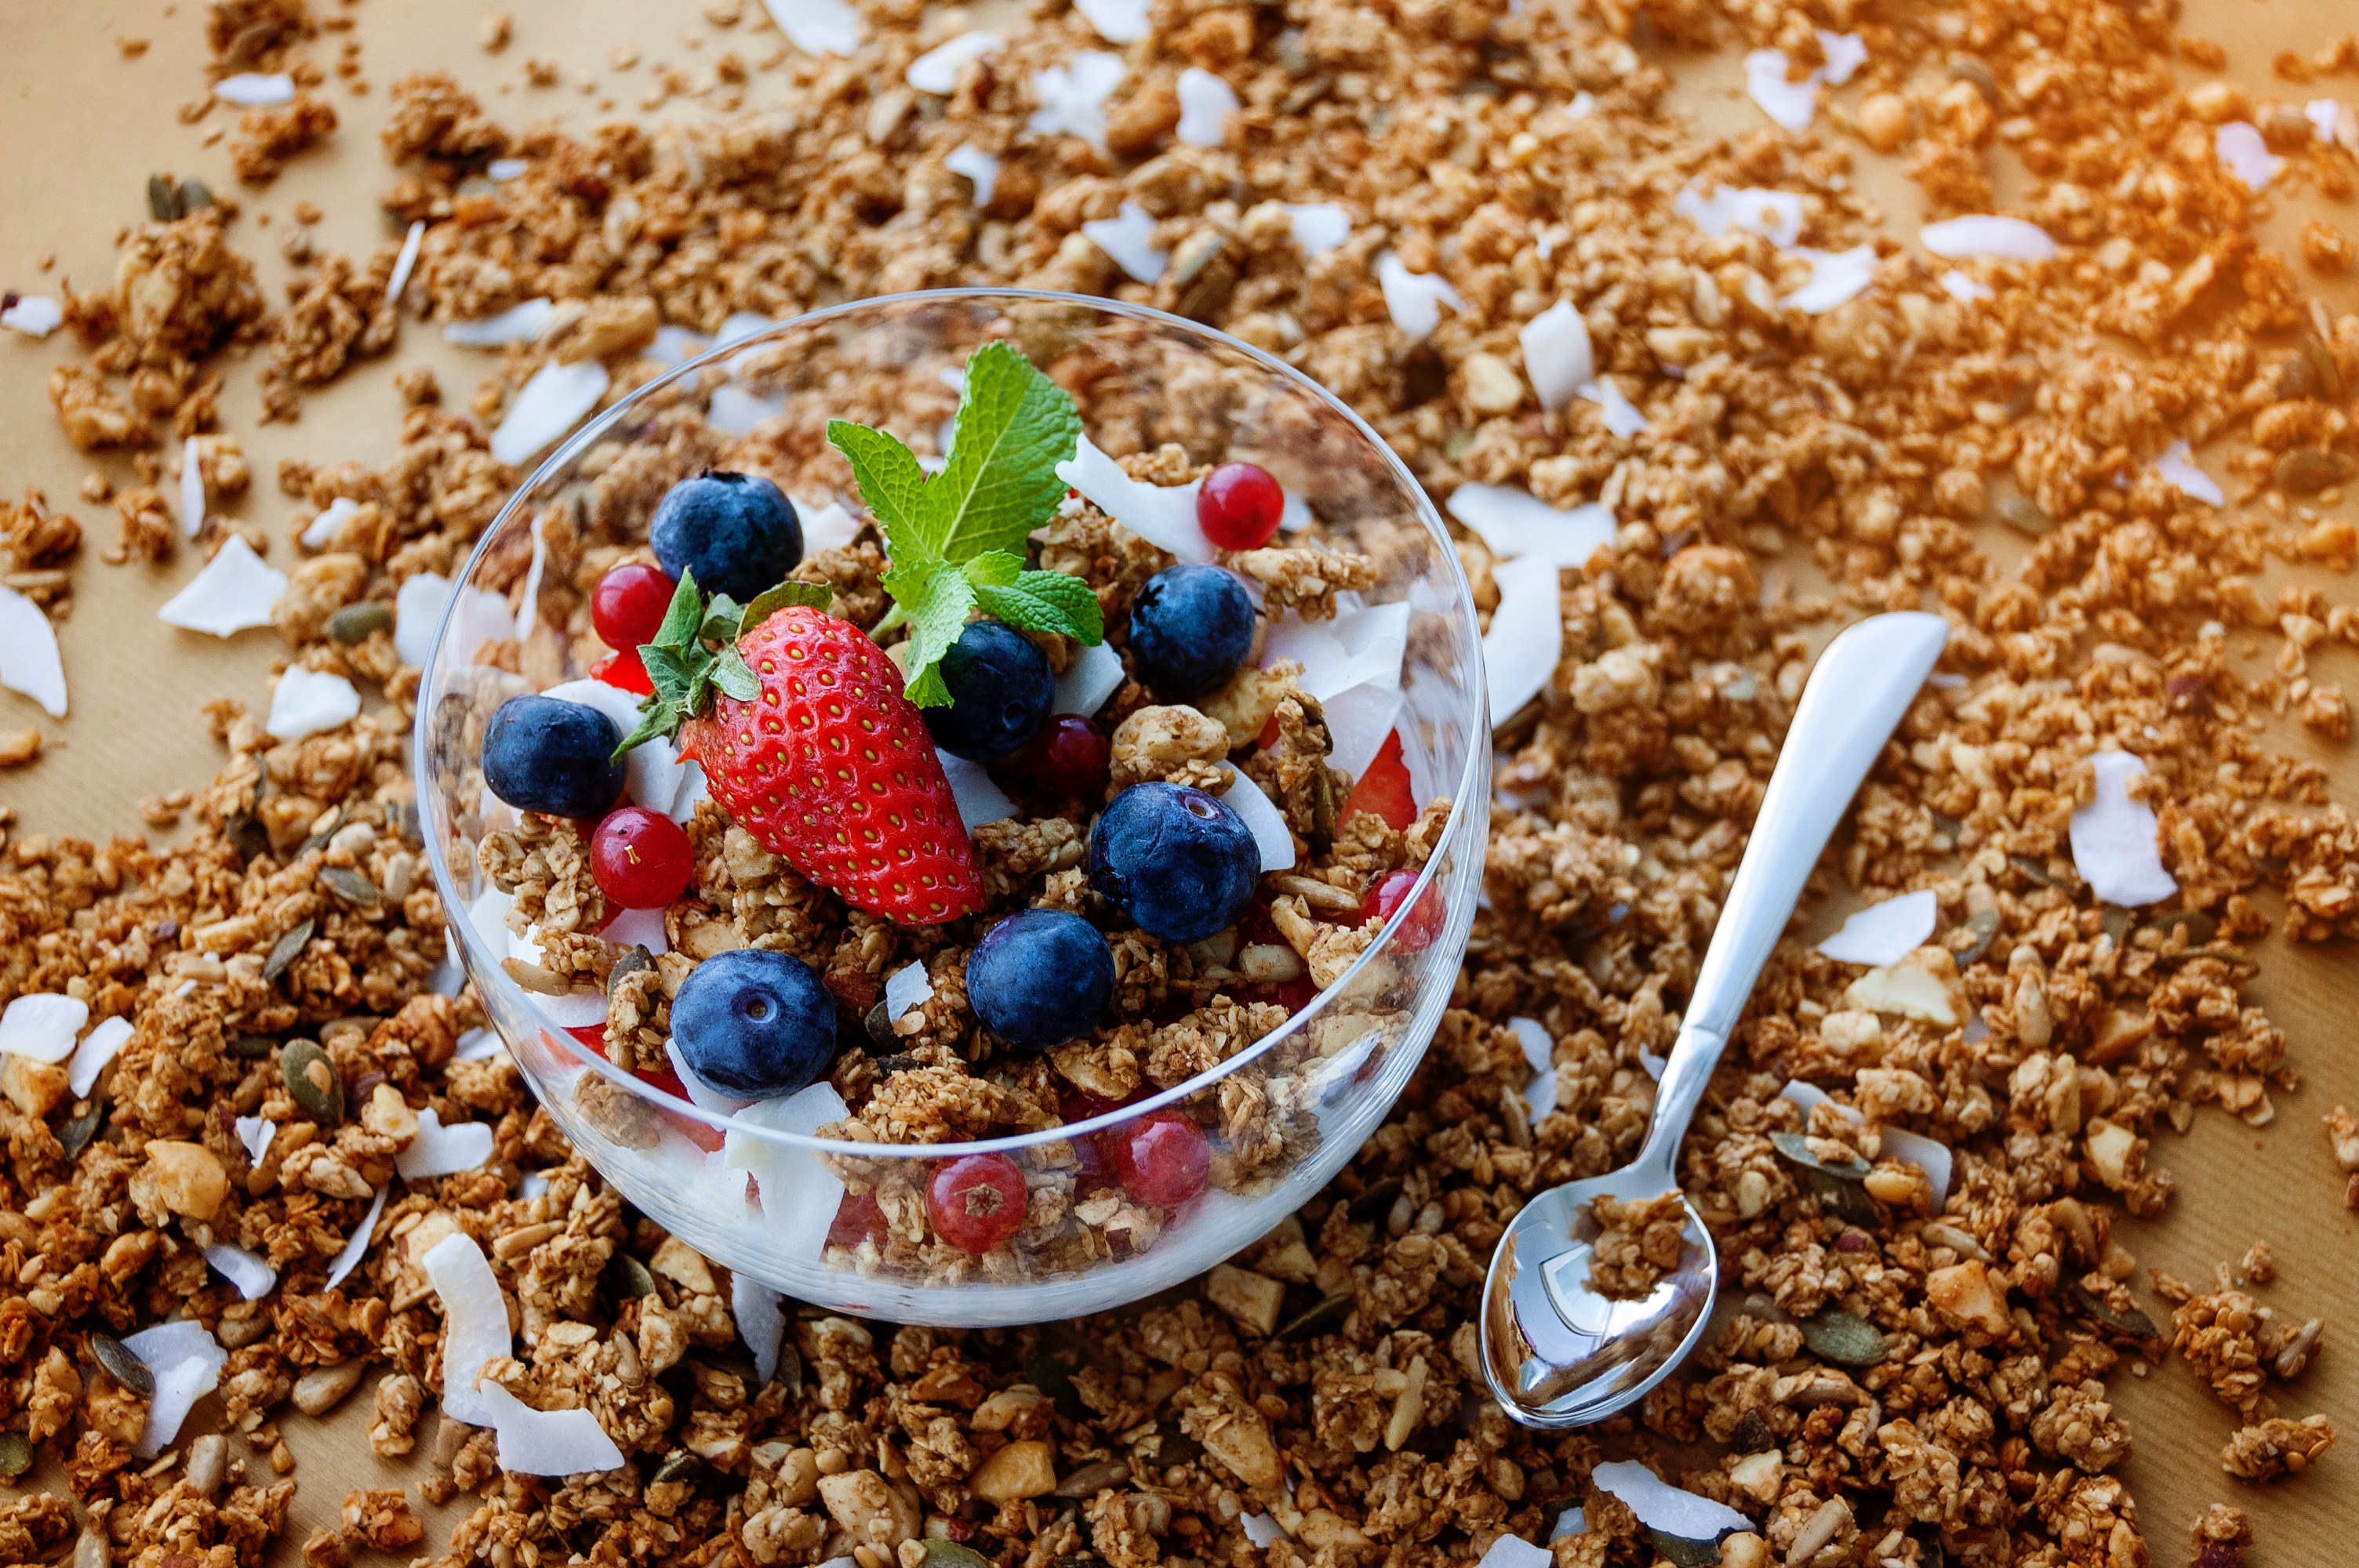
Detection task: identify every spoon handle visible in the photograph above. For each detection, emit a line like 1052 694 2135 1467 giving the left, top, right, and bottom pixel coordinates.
1634 612 1949 1177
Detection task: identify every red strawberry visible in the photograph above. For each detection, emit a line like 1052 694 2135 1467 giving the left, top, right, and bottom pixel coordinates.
681 606 984 924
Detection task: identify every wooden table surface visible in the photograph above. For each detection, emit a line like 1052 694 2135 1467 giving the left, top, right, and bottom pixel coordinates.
2 0 2353 1559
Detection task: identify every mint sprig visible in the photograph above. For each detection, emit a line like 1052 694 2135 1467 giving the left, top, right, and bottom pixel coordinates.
827 340 1103 706
612 568 832 755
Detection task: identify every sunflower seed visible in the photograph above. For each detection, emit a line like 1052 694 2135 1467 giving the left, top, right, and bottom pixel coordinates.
2276 445 2354 496
328 601 393 643
323 866 380 906
1996 495 2053 535
91 1331 154 1398
1053 1458 1129 1497
282 1038 344 1124
264 920 314 980
1798 1309 1890 1367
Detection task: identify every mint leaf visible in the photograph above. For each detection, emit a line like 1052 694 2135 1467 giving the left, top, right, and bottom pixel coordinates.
881 556 975 708
827 420 931 550
976 570 1105 642
959 550 1024 590
914 341 1081 563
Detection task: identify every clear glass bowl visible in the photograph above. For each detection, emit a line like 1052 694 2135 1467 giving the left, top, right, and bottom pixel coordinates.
415 290 1490 1324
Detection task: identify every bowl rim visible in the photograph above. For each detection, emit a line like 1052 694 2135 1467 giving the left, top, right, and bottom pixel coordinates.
415 285 1492 1160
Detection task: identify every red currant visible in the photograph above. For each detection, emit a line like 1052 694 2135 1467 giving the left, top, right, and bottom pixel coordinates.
1196 462 1285 551
1362 868 1442 953
1020 714 1111 798
1340 730 1416 831
928 1152 1030 1252
592 561 676 652
1105 1110 1210 1207
593 647 655 695
827 1191 887 1249
590 807 696 909
1268 975 1318 1014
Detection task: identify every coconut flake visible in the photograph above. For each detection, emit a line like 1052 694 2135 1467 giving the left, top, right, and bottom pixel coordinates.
0 584 66 717
179 438 207 538
69 1015 133 1097
763 0 863 54
1285 203 1352 257
1056 433 1213 561
708 383 787 436
944 143 1000 207
733 1274 787 1385
799 499 860 553
1919 215 2057 262
1052 637 1129 717
1176 67 1239 146
1484 556 1564 727
1550 1508 1588 1541
454 1028 503 1060
0 993 86 1064
2215 122 2282 191
517 513 552 647
1509 1017 1555 1116
1241 1515 1286 1548
487 157 529 181
907 31 1002 93
0 295 63 337
205 1242 278 1301
1311 601 1410 698
885 961 936 1023
265 666 361 744
122 1321 228 1459
1474 1536 1550 1568
2309 99 2343 144
1580 378 1648 437
1219 766 1297 872
545 678 684 813
1819 30 1866 82
322 1182 389 1290
1029 52 1126 154
214 72 295 105
716 310 776 349
1323 684 1404 780
671 761 711 825
480 1380 626 1475
604 906 669 956
1075 0 1149 42
723 1083 849 1262
1782 245 1877 314
392 571 455 666
158 535 289 639
2155 440 2224 506
1518 300 1594 411
422 1232 512 1424
938 750 1018 829
1743 50 1819 131
445 298 556 347
1448 485 1612 570
645 325 709 367
493 359 610 466
397 1109 496 1179
1376 252 1464 340
234 1115 276 1165
1939 269 1994 303
1082 199 1169 284
2070 751 2178 906
1590 1461 1753 1545
1279 488 1312 533
383 220 426 310
1671 183 1803 248
1816 889 1938 966
536 990 611 1029
301 495 362 550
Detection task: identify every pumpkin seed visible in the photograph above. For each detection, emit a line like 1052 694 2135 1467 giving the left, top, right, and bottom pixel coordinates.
1995 495 2053 535
921 1543 994 1568
863 1000 897 1053
1770 1131 1872 1181
2275 445 2354 496
1026 1352 1090 1422
1347 1175 1405 1218
2066 1279 2161 1343
1445 428 1476 461
0 1430 27 1479
1277 1290 1354 1341
282 1038 345 1125
56 1096 106 1160
328 601 392 642
323 866 380 907
605 1252 658 1300
1798 1309 1891 1367
607 946 655 996
229 1033 276 1058
774 1338 802 1399
1649 1530 1724 1568
228 815 272 865
2099 904 2133 944
1955 906 2003 968
873 1054 923 1076
264 919 314 980
2008 854 2055 887
91 1331 154 1398
2142 909 2216 947
1146 1430 1202 1466
1729 1409 1774 1453
386 799 423 844
147 173 180 222
176 179 216 212
652 1449 706 1484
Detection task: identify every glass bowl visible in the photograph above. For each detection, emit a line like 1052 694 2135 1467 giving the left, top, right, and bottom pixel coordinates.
414 290 1490 1324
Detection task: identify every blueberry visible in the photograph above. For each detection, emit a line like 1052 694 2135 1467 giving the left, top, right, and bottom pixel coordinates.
649 470 803 602
481 695 628 818
1125 564 1256 698
671 949 838 1098
967 909 1115 1049
923 621 1055 760
1086 782 1259 944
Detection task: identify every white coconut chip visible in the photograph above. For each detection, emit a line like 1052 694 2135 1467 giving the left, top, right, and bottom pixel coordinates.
1241 1515 1286 1548
214 72 296 105
158 535 288 639
1474 1535 1550 1568
1580 378 1648 437
670 761 711 825
1376 252 1464 340
1447 485 1614 569
944 143 1000 207
122 1320 228 1459
763 0 863 55
392 571 455 666
493 359 609 466
1313 601 1411 697
454 1028 504 1061
1590 1461 1753 1544
1028 52 1126 154
1742 50 1819 132
1816 888 1938 966
69 1015 133 1098
665 1037 749 1115
1509 1017 1556 1116
1176 67 1239 146
708 383 787 436
1782 245 1878 314
234 1114 276 1166
907 31 1002 93
0 295 64 337
178 438 207 539
383 220 426 312
2155 440 2224 506
300 495 362 550
645 325 710 367
0 583 67 718
1919 215 2058 262
1550 1508 1588 1541
421 1232 512 1423
545 678 685 815
515 512 553 647
884 961 936 1024
1518 300 1593 411
487 157 529 181
1671 183 1803 248
2215 122 2282 191
397 1109 496 1179
1081 199 1169 284
732 1273 787 1385
716 310 776 350
2070 751 2178 906
0 993 86 1063
1483 556 1565 728
1075 0 1149 42
722 1083 849 1263
1322 684 1404 781
1285 202 1352 257
2309 99 2343 144
322 1182 389 1290
445 298 556 347
481 1376 627 1476
1057 433 1214 561
205 1242 278 1301
937 750 1018 829
1279 488 1312 533
266 666 362 744
798 499 860 553
536 989 611 1029
1218 766 1297 872
604 905 669 956
1939 270 1994 303
1052 638 1129 718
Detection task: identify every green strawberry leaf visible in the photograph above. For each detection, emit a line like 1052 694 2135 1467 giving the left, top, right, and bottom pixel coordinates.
738 580 833 635
827 420 931 551
918 340 1083 564
712 644 762 701
881 556 975 708
975 570 1104 643
652 568 704 646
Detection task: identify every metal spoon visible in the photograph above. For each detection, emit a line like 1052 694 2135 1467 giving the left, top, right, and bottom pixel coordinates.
1481 611 1949 1428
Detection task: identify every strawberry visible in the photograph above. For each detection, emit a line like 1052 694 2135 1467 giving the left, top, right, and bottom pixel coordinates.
680 605 984 924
